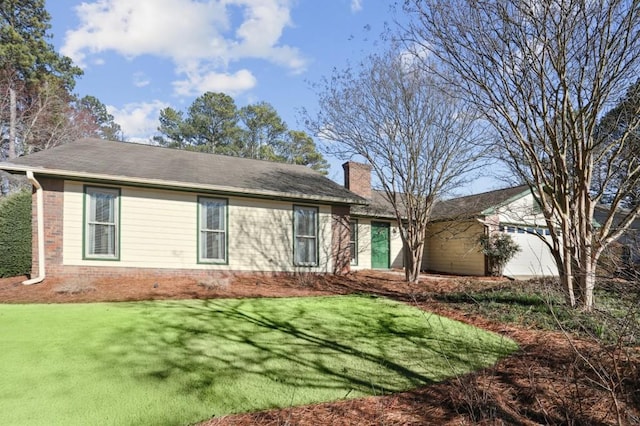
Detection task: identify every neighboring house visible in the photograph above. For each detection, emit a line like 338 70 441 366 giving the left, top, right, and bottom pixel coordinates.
594 204 640 275
0 139 366 283
424 186 559 278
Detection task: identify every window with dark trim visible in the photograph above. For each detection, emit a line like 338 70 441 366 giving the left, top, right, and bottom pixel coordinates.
293 205 318 266
85 186 120 259
199 197 227 263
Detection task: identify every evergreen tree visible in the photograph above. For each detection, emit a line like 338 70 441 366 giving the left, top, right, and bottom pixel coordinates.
155 92 328 173
0 0 82 158
76 96 123 141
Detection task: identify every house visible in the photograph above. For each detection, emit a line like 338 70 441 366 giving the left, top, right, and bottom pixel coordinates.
594 204 640 276
0 138 367 283
1 139 562 283
424 186 559 278
342 163 558 278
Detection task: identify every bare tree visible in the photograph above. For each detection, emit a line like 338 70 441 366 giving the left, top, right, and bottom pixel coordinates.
404 0 640 309
306 46 487 283
1 79 91 157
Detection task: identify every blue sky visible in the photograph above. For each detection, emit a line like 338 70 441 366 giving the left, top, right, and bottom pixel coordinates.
46 0 401 182
45 0 501 193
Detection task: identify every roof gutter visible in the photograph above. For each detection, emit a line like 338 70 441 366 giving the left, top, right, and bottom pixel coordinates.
22 171 45 285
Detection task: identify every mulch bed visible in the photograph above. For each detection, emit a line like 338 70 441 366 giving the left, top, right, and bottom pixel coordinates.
1 271 638 425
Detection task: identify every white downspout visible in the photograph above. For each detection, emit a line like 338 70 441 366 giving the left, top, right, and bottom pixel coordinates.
23 171 45 285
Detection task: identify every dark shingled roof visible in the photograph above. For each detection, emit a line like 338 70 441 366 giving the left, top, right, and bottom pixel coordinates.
431 185 529 220
352 185 530 220
351 190 398 219
2 138 366 204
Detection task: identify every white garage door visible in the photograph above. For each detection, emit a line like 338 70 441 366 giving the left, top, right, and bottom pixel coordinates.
501 227 558 278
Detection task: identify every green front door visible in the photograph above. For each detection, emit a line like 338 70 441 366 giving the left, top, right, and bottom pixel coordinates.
371 221 390 269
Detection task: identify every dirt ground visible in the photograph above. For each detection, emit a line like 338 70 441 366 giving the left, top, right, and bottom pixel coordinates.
1 271 638 425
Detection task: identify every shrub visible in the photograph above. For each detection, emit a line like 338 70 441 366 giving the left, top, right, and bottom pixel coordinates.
0 190 32 277
477 232 520 277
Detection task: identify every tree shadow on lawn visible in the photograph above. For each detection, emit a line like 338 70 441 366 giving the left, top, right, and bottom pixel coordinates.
92 296 515 418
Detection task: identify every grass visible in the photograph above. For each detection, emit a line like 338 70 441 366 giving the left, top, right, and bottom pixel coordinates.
0 295 517 425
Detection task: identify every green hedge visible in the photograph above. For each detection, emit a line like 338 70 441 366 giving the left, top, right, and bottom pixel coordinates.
0 190 32 277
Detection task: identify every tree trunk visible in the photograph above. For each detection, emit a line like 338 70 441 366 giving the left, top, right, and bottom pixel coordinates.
580 261 596 311
560 220 577 308
576 240 597 311
404 239 424 283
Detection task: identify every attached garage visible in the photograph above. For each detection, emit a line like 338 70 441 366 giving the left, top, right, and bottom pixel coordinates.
422 220 486 276
425 186 560 278
500 226 558 277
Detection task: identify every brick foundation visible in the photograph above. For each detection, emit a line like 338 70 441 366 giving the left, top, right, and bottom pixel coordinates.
47 265 284 283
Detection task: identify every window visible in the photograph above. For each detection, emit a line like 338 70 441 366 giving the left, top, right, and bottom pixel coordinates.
85 186 119 259
349 219 358 265
199 197 227 263
294 205 318 266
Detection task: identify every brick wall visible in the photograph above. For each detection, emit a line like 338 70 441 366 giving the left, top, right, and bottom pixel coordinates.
48 265 257 282
342 161 372 199
31 176 64 278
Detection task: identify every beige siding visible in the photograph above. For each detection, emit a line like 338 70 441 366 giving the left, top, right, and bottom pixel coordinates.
350 218 403 270
496 192 548 226
63 181 333 273
351 218 372 270
390 223 403 269
423 221 485 275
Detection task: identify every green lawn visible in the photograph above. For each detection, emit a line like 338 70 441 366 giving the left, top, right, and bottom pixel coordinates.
0 295 517 425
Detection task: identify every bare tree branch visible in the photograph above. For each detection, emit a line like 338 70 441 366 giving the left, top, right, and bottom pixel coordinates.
306 45 489 282
404 0 640 309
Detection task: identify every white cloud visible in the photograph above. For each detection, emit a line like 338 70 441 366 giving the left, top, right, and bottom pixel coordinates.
62 0 306 96
62 0 227 65
132 71 150 87
107 100 169 140
173 68 257 97
350 0 363 13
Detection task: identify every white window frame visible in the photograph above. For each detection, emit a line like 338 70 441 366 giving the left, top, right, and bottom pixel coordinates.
198 197 228 264
349 219 358 265
84 186 120 260
293 205 318 266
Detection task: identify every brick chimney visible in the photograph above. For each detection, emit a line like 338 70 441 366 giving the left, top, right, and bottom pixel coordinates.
342 161 372 199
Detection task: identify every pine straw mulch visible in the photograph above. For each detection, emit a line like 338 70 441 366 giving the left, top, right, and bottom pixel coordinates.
1 271 639 425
